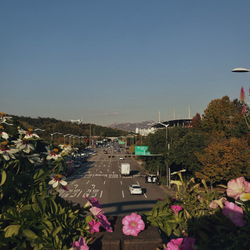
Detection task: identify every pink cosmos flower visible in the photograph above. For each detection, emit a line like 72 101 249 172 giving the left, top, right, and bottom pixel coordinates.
89 206 103 216
170 205 183 214
122 212 145 236
165 237 195 250
222 201 246 227
88 219 101 234
226 177 250 200
72 236 89 250
96 213 113 232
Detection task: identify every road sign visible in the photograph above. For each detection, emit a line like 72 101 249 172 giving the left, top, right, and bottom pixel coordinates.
135 146 151 156
118 140 126 145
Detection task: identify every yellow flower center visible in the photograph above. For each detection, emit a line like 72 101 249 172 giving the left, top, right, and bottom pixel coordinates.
129 221 137 228
53 148 59 153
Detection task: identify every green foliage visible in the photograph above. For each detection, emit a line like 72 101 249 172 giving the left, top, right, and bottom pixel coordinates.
168 131 209 175
13 115 127 142
0 119 92 249
145 198 186 237
201 96 248 137
146 170 250 249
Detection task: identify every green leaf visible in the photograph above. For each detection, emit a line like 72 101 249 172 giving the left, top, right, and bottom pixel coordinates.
52 226 62 237
49 199 58 214
0 170 7 186
85 215 93 223
23 229 38 240
33 169 45 180
43 220 53 230
4 224 21 238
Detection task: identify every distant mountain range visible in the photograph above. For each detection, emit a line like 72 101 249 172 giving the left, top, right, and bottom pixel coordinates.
109 121 155 132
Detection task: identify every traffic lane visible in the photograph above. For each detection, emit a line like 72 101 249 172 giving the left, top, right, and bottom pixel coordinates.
60 152 168 215
59 157 111 204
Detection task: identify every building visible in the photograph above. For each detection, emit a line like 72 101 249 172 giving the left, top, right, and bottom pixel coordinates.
135 127 156 136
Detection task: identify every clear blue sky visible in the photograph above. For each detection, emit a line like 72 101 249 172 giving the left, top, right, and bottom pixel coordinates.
1 0 250 126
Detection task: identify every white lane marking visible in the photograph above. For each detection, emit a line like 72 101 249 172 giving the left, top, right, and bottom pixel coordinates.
103 180 106 184
76 190 82 198
122 190 125 198
120 180 122 185
144 193 147 198
100 190 103 198
136 181 140 185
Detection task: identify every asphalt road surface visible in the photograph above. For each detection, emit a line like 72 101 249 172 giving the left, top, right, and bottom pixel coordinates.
59 148 169 216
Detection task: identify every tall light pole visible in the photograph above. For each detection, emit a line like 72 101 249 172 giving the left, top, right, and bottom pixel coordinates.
69 135 74 145
232 67 250 128
157 122 170 187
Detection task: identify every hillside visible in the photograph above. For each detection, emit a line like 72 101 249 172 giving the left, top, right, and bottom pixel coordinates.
109 120 155 132
11 115 128 138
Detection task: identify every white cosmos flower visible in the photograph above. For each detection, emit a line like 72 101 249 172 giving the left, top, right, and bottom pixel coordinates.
0 147 18 161
24 132 39 140
0 132 9 140
18 128 40 139
49 175 68 188
46 148 62 161
13 139 34 153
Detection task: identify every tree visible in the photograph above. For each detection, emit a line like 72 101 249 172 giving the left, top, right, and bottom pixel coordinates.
168 131 209 175
191 113 202 129
201 96 247 137
195 137 250 185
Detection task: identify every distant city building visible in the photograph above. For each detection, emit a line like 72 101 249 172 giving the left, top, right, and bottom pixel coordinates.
135 127 156 136
70 119 83 124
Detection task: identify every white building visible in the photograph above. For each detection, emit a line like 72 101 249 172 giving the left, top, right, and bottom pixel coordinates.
135 127 156 136
70 119 83 125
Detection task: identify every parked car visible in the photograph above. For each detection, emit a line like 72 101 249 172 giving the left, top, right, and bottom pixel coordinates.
129 184 143 195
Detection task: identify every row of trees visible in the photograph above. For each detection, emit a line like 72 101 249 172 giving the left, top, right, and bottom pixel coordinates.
144 96 250 185
11 115 127 144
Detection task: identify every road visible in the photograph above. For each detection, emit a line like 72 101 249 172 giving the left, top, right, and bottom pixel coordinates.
59 148 169 216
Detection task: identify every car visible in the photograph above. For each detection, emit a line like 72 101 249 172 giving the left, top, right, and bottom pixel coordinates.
145 175 159 184
129 184 143 195
119 157 124 160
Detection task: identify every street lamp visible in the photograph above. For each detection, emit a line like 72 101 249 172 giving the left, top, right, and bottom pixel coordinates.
69 135 74 145
63 134 72 144
51 132 62 144
158 122 170 148
232 67 250 73
232 67 250 127
34 128 45 132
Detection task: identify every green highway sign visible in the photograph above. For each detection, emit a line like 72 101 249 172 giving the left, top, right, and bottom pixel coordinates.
135 146 151 156
118 140 126 145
